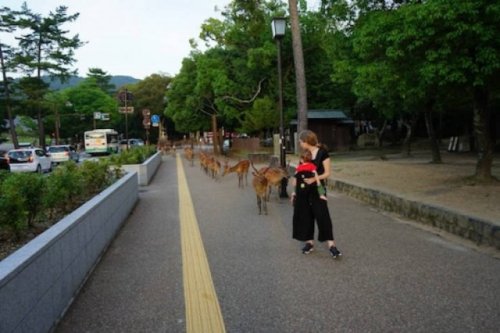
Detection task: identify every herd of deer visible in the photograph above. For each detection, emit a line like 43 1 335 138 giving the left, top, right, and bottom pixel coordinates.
184 146 289 215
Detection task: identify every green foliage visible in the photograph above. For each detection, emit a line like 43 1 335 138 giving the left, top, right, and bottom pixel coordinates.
241 96 278 133
167 0 289 135
125 74 172 141
86 68 116 95
109 145 157 165
0 172 45 233
78 159 114 194
43 161 83 215
59 80 119 135
0 158 121 238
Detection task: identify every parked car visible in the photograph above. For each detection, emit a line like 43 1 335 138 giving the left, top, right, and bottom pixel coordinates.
0 150 9 171
7 148 52 173
260 137 273 147
119 138 145 150
47 145 80 164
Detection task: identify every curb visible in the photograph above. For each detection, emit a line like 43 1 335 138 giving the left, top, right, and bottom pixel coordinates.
329 179 500 250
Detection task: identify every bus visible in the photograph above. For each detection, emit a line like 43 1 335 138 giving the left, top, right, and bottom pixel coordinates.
84 129 120 155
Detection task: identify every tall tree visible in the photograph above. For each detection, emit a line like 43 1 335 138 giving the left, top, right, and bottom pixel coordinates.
86 68 116 95
0 6 19 147
59 80 119 141
126 73 172 143
288 0 308 132
14 2 84 148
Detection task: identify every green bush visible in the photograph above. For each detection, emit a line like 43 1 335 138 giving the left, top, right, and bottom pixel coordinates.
44 161 84 216
0 173 45 234
110 145 157 165
0 158 123 240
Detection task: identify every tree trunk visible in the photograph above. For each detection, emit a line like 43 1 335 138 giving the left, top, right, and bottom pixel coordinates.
288 0 308 134
401 115 416 157
0 45 19 148
377 119 387 148
473 86 493 181
424 101 442 163
211 114 220 155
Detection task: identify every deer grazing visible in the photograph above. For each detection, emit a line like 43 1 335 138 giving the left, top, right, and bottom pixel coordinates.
251 167 269 215
258 166 289 201
222 159 250 188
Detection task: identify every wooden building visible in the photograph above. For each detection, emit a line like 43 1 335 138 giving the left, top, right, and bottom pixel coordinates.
290 109 354 152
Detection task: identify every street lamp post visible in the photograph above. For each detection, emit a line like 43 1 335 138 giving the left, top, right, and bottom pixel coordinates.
272 17 288 198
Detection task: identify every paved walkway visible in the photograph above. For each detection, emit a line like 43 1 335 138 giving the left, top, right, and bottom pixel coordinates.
56 154 500 332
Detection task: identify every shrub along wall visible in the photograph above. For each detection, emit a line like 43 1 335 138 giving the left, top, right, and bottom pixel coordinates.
0 171 138 333
0 159 123 253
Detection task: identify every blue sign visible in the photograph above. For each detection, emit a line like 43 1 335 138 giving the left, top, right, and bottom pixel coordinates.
151 114 160 124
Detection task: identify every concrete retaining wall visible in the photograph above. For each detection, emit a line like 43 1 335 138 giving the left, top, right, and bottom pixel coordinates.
0 172 138 333
330 180 500 249
121 151 161 186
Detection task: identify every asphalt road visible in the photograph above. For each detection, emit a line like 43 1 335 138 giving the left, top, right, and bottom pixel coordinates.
56 154 500 332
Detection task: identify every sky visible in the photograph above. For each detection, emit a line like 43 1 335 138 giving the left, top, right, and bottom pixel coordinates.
2 0 231 79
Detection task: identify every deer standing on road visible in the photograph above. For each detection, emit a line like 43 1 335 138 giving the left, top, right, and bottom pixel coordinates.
222 159 250 188
184 147 194 166
251 167 270 215
258 166 289 201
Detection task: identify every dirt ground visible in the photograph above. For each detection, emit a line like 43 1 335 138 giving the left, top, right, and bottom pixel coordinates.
326 150 500 224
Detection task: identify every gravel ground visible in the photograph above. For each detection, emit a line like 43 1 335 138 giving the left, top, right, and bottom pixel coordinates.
328 150 500 224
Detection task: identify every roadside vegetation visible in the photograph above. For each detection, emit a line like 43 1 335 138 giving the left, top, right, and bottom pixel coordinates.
109 145 157 165
0 159 123 260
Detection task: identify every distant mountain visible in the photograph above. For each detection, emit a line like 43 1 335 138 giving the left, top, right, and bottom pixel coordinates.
43 75 140 90
110 75 140 88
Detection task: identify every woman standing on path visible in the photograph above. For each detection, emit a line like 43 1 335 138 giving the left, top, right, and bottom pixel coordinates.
291 130 342 258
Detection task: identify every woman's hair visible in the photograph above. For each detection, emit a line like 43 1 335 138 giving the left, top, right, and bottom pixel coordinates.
298 130 318 146
299 129 329 151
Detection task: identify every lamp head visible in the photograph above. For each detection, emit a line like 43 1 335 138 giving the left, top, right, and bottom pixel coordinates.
271 17 286 40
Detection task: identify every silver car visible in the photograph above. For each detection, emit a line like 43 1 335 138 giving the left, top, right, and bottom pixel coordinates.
47 145 80 164
7 148 52 173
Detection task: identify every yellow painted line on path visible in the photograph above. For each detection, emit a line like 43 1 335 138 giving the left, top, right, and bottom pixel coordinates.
177 154 226 333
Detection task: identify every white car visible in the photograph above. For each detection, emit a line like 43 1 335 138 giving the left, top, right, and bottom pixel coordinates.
47 145 80 164
7 148 52 173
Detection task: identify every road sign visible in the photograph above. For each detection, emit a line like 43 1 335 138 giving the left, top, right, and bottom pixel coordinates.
118 90 134 103
119 107 134 114
151 114 160 124
93 112 101 120
101 113 110 121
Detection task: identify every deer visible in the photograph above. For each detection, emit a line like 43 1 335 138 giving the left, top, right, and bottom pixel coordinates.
222 159 250 188
258 165 290 201
184 147 194 166
251 167 270 215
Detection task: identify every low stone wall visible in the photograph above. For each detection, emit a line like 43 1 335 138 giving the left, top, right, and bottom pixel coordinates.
121 151 161 186
330 180 500 249
289 162 499 249
0 172 138 333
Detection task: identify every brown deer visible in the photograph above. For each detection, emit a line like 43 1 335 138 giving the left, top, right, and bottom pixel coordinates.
252 168 269 215
222 159 250 188
184 147 194 166
258 166 289 201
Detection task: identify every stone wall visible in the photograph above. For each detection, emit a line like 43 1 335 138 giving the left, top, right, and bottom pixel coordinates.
330 180 500 249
